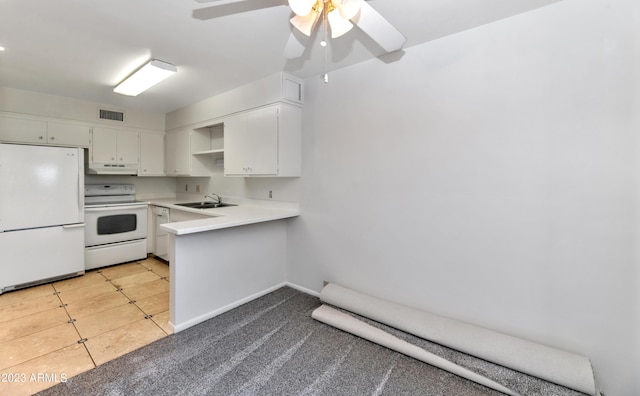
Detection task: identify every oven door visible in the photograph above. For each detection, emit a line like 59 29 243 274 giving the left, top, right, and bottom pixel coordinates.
84 204 148 247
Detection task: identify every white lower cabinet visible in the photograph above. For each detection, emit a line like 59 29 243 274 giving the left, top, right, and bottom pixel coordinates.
170 209 213 222
151 205 170 261
224 103 301 177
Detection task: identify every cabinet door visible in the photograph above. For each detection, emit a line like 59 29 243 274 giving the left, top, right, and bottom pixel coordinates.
117 131 139 164
223 114 247 175
47 122 91 147
224 107 278 176
166 129 190 175
139 133 165 176
165 131 177 175
0 116 47 144
91 127 118 163
245 106 278 175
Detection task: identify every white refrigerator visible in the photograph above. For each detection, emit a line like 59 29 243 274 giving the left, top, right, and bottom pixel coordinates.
0 143 85 293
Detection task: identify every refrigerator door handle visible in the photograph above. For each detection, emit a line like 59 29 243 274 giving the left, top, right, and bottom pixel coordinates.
62 223 85 229
78 148 84 222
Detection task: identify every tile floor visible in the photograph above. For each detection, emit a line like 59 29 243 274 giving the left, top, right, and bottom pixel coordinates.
0 257 171 395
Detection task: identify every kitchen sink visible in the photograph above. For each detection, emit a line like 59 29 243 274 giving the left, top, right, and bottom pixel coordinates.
176 202 237 209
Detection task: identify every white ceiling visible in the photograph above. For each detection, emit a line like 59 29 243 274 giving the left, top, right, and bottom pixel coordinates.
0 0 561 114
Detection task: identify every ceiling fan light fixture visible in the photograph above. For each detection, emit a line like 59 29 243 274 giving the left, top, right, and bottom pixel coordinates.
327 9 353 38
332 0 363 20
289 0 317 17
114 59 176 96
290 10 321 36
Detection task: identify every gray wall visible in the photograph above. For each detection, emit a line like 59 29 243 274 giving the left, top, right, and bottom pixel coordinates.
287 0 639 394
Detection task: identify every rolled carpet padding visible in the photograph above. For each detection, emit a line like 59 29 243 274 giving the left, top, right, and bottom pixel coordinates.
320 283 595 395
312 304 521 396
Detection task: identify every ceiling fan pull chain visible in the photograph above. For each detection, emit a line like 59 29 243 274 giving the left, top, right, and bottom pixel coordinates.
322 1 329 83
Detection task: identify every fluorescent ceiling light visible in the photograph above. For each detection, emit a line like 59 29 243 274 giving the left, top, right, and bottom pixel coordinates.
113 59 177 96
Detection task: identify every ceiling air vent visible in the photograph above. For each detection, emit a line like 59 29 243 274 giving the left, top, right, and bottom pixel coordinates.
99 109 124 122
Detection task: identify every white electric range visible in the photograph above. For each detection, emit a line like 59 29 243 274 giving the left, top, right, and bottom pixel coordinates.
84 184 148 270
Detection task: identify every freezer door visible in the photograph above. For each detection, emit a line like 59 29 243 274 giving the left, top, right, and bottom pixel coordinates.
0 144 84 231
0 224 85 292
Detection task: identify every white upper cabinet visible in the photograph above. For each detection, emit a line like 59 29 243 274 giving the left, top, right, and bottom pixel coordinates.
139 132 165 176
117 132 139 164
91 127 139 165
282 74 303 105
224 106 278 176
0 115 90 147
0 116 47 144
165 129 190 176
163 73 303 178
165 128 211 177
224 103 301 177
46 122 91 147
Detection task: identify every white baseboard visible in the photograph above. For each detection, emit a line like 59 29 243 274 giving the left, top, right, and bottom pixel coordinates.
173 282 287 333
286 281 320 297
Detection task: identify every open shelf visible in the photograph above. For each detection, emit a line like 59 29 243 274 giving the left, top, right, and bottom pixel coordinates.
193 148 224 156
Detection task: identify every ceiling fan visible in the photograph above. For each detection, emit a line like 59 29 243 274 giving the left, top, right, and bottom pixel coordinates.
192 0 407 60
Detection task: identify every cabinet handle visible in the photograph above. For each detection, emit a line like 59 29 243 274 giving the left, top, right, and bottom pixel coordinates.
39 136 44 140
50 136 55 140
120 157 123 161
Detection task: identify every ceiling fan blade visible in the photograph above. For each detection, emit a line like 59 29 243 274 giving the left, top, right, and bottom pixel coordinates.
351 2 407 53
193 0 287 20
284 32 306 59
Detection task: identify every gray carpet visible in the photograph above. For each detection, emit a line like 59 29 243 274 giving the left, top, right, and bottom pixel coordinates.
39 287 588 396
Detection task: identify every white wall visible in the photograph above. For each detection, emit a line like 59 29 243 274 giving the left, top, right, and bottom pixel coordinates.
287 0 639 394
0 87 165 131
0 88 178 199
177 175 300 203
0 85 299 202
165 73 291 131
85 175 177 200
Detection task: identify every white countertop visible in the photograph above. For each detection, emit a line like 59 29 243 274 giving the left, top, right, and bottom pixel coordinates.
151 198 299 235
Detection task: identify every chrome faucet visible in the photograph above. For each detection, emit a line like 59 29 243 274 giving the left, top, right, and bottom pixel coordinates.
203 193 222 205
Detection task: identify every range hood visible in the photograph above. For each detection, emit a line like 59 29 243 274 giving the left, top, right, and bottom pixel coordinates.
86 163 138 175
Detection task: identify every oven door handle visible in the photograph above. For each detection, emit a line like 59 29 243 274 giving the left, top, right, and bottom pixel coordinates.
85 205 146 212
63 223 85 229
